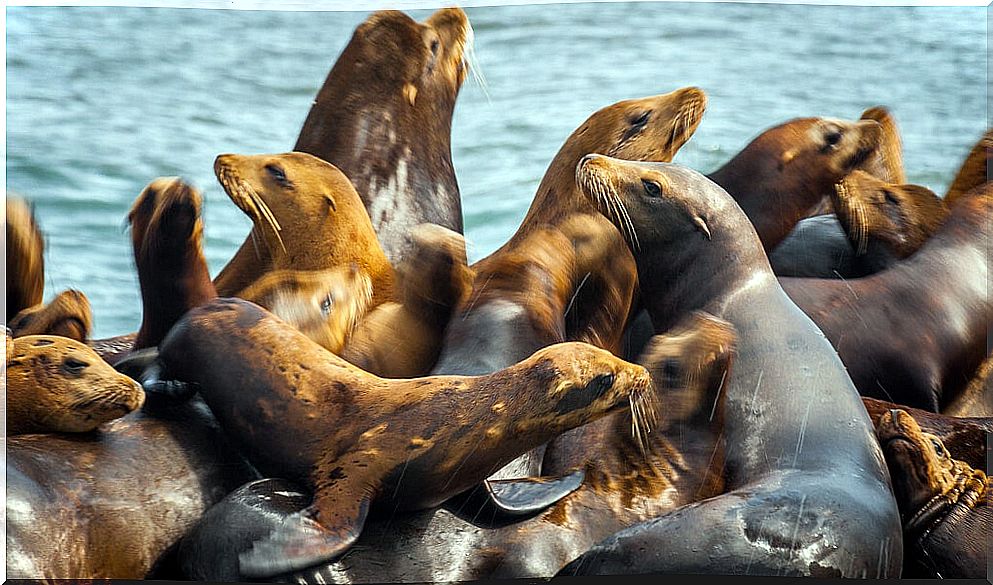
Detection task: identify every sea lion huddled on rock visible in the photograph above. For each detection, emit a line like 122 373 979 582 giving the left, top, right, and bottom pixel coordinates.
8 289 93 342
877 409 990 579
212 152 396 306
174 310 735 584
560 155 901 578
342 223 472 377
6 334 144 436
294 8 473 264
239 266 373 355
780 183 993 412
6 195 46 321
154 297 654 578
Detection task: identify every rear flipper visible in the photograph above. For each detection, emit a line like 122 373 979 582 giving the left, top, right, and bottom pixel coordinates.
446 468 585 526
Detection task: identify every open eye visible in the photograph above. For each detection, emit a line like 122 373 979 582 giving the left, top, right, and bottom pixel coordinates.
430 39 440 56
642 179 662 198
930 438 944 457
883 190 899 205
265 164 291 187
661 358 682 386
62 357 89 375
823 130 843 151
320 294 333 316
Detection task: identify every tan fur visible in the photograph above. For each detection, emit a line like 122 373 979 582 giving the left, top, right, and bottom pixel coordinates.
6 335 144 435
944 129 993 207
212 152 396 306
5 196 45 321
859 106 906 184
8 289 93 342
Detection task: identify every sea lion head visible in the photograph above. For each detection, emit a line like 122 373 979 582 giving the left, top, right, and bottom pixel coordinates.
945 128 993 206
8 289 93 342
519 341 655 436
128 177 204 266
241 266 374 355
6 335 145 435
858 106 906 184
876 409 984 521
638 311 736 428
5 195 46 320
833 170 947 258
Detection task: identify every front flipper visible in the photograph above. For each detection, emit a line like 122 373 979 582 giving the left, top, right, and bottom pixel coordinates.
446 468 585 526
139 359 198 403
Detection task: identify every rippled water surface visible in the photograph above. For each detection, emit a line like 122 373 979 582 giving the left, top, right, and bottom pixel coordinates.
6 2 986 337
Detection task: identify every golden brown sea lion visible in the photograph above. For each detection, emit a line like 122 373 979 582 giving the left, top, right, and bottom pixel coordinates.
6 195 46 321
858 105 906 184
212 152 396 307
8 289 93 342
155 297 654 578
341 224 472 377
239 266 373 355
6 334 144 435
294 8 473 265
944 128 993 206
877 409 990 579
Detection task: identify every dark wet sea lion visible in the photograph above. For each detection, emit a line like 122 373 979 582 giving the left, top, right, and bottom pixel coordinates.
6 195 45 321
560 154 901 578
707 116 882 251
877 409 990 579
175 310 734 583
6 334 144 435
212 152 396 307
780 184 993 412
294 8 472 265
6 396 257 579
238 266 373 355
770 171 947 278
155 297 653 577
861 397 992 472
944 128 992 206
342 224 472 377
8 289 93 342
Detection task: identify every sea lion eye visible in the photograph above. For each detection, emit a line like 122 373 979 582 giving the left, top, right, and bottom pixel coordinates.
661 358 682 385
642 179 662 198
430 39 440 56
883 190 899 205
589 373 615 395
62 357 89 375
265 164 291 187
630 111 651 128
824 130 843 149
930 438 944 457
321 294 333 316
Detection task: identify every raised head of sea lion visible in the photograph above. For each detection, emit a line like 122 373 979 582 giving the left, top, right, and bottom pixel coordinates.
6 195 45 321
561 154 901 577
707 116 882 250
6 334 144 435
858 106 906 185
877 409 989 579
944 128 993 206
128 177 216 350
155 297 653 577
8 289 93 342
833 170 948 262
342 223 472 377
295 8 473 264
238 266 373 355
780 184 993 412
212 152 396 306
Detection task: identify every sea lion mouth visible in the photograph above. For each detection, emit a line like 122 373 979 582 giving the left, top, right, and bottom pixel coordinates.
576 156 640 251
214 159 286 255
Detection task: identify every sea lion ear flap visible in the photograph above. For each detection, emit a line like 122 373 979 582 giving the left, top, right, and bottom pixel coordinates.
403 82 418 107
693 216 712 240
324 194 338 213
778 149 797 171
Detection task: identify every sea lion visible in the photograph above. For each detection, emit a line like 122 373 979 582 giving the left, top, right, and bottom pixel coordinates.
857 105 906 185
6 195 45 321
212 152 396 306
341 223 472 377
560 154 901 577
174 310 734 584
861 397 992 471
154 297 654 578
239 266 373 355
944 128 993 206
707 116 882 250
294 8 473 265
877 409 990 579
8 288 93 342
6 395 257 578
5 334 144 435
770 171 947 278
780 183 993 412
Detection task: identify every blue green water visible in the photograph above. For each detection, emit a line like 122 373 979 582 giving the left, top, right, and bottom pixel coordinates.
6 2 986 337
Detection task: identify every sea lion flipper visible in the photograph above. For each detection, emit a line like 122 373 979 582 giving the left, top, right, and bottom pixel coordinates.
238 492 370 579
482 468 585 518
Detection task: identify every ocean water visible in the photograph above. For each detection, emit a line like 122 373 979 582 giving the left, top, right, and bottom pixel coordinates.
5 2 987 338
